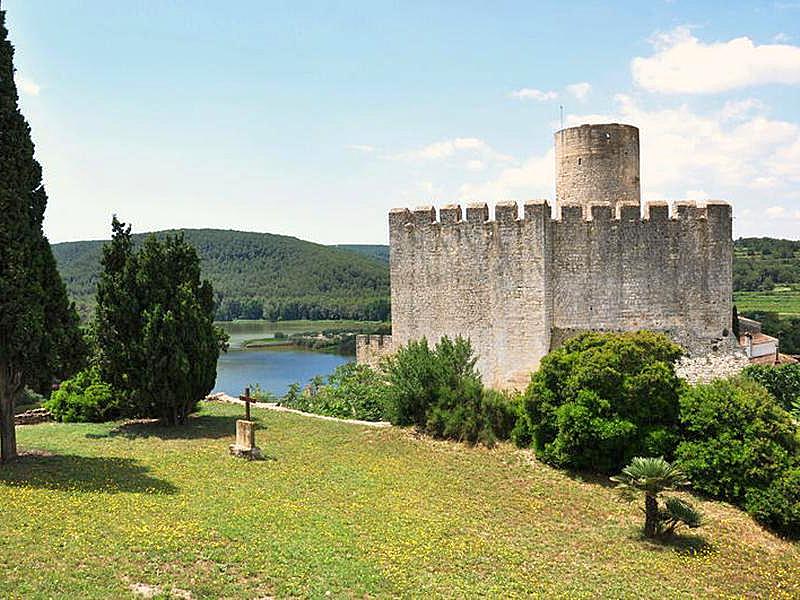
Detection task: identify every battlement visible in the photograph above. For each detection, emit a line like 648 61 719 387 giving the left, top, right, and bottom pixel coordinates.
389 200 731 229
355 334 395 368
380 123 734 389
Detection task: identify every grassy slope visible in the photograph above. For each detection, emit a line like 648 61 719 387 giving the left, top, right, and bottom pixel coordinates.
3 402 797 599
51 230 390 318
735 285 800 317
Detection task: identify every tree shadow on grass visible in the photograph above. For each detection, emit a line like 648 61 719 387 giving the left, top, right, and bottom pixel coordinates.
0 452 177 494
565 469 617 489
632 530 715 556
86 414 241 441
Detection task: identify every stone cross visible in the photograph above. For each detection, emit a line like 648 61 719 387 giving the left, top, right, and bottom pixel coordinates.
229 387 263 460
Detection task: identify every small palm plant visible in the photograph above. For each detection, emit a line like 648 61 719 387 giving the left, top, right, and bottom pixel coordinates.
611 457 702 538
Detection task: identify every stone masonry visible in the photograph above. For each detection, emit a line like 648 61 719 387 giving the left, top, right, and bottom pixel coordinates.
357 123 735 388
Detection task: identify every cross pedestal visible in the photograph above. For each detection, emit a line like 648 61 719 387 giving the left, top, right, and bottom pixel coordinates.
229 419 264 460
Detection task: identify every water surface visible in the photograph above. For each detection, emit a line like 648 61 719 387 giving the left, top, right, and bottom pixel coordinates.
213 321 354 396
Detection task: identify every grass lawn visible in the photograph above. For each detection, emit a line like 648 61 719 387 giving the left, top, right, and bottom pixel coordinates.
3 402 798 599
734 286 800 317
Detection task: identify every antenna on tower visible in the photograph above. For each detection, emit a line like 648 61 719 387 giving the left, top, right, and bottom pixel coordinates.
560 105 564 131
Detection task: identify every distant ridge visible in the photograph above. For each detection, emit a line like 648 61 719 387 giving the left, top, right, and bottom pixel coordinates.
333 244 389 263
52 229 390 322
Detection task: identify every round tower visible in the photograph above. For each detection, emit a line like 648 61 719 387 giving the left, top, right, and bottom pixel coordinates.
554 123 640 214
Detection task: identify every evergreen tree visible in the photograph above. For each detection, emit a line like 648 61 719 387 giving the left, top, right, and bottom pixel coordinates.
95 218 227 425
0 9 85 462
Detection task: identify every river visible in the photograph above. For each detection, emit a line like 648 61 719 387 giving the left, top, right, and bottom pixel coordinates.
213 321 354 397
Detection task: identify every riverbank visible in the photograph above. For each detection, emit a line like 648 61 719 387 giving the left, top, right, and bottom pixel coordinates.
218 319 391 355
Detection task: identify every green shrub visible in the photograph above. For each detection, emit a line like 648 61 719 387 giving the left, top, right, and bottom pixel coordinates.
744 465 800 538
19 387 46 407
381 336 516 446
743 363 800 417
518 331 684 472
45 367 119 423
425 383 519 447
676 377 798 502
248 383 280 403
382 336 479 427
281 363 389 421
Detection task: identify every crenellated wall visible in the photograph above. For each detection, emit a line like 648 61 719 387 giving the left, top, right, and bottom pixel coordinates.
356 334 395 368
389 201 552 388
549 200 733 354
384 200 734 388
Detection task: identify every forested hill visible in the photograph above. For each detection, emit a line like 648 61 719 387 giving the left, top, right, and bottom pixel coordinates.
333 244 389 263
52 229 390 322
733 237 800 291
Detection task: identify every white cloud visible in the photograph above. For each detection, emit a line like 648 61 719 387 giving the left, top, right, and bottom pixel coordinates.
462 94 800 216
510 88 558 101
566 82 591 101
632 26 800 93
459 149 554 203
685 190 710 201
15 73 41 96
773 33 792 43
563 94 800 192
719 98 765 121
345 144 375 153
395 137 514 164
766 206 786 217
465 159 486 171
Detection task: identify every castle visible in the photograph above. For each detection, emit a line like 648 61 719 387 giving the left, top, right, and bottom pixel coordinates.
357 123 735 388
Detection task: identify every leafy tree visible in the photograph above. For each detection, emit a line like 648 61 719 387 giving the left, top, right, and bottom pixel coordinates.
676 377 797 502
95 218 228 425
0 10 85 461
611 456 701 538
744 465 800 538
677 376 800 537
743 363 800 415
383 336 479 427
517 331 685 473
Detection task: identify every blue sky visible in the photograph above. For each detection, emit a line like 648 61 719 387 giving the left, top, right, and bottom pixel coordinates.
5 0 800 243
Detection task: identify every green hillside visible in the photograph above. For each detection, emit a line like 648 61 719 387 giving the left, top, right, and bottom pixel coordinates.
52 229 390 322
334 244 389 263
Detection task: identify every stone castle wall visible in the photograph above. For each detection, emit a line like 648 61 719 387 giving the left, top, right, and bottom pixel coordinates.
389 202 552 389
356 334 394 368
549 200 734 355
385 200 734 388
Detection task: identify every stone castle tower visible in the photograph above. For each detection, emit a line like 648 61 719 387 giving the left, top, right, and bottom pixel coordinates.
357 124 735 388
555 123 640 213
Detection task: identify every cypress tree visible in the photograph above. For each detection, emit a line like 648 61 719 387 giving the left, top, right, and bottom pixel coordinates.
95 218 227 425
0 9 85 462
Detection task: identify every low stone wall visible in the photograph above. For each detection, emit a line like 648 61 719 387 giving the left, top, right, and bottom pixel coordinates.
355 334 394 369
15 408 52 426
675 351 749 384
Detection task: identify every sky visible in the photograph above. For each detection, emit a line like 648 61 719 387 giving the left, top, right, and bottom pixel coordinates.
4 0 800 244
